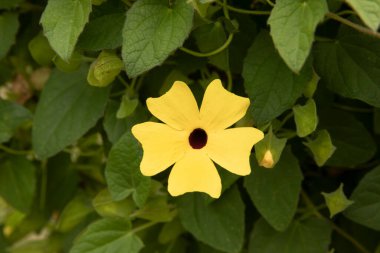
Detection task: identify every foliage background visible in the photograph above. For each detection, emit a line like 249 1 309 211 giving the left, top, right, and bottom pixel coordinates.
0 0 380 252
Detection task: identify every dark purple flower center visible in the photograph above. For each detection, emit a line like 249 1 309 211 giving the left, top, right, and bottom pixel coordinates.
189 128 207 149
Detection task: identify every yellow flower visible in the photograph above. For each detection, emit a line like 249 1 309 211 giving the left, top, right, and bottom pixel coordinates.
132 79 264 198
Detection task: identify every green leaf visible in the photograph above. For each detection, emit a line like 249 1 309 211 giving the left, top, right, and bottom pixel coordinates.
345 0 380 31
242 31 312 125
105 131 151 207
122 0 194 77
77 13 125 51
179 186 244 253
249 218 332 253
28 34 56 66
293 99 318 137
70 218 144 253
87 51 123 87
0 99 32 143
314 26 380 107
322 183 354 218
320 110 377 167
40 0 92 61
303 129 336 167
0 13 19 59
344 165 380 230
134 196 174 222
56 194 93 233
244 147 303 231
116 96 138 119
32 66 109 159
268 0 328 72
0 156 36 213
92 189 136 219
193 21 229 70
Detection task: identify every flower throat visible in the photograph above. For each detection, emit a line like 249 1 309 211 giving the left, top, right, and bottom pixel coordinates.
189 128 207 149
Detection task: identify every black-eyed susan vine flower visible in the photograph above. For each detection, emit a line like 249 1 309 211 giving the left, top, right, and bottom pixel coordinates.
132 79 264 198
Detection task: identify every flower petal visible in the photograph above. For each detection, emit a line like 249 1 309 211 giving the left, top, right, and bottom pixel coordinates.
207 127 264 176
168 150 221 198
132 122 188 176
200 79 250 131
146 81 200 130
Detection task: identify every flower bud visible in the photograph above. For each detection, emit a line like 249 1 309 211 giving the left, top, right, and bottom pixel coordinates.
255 128 286 169
259 150 274 168
87 51 123 87
28 33 55 66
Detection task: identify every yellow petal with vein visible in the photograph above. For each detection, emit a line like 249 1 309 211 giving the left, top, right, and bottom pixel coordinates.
168 150 221 198
207 127 264 175
132 122 188 176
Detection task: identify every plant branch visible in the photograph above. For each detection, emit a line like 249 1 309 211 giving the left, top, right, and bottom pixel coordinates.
0 144 32 155
215 0 271 15
326 12 380 40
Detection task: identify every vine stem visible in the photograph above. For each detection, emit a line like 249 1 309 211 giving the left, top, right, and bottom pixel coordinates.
0 144 32 155
215 0 271 15
131 221 158 234
180 33 233 58
301 191 371 253
326 12 380 40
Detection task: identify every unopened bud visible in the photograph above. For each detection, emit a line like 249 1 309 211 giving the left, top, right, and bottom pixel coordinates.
259 150 274 168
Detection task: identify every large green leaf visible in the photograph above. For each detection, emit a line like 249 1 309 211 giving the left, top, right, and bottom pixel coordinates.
244 147 303 231
0 99 32 143
0 0 23 9
70 218 144 253
105 131 151 207
242 31 312 125
249 218 332 253
0 156 36 213
268 0 327 72
345 0 380 31
40 0 92 61
122 0 194 77
179 186 244 253
320 109 376 167
314 26 380 107
32 66 109 159
77 13 125 51
0 13 19 59
344 165 380 231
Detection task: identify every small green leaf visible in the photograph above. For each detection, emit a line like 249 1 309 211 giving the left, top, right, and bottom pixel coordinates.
243 31 312 125
193 21 229 70
52 52 82 72
314 26 380 107
32 66 109 159
70 218 144 253
134 196 174 222
304 129 336 167
244 147 303 231
0 99 32 143
158 218 184 244
105 131 151 207
249 218 332 253
116 96 139 119
322 183 354 218
92 189 136 219
78 13 125 51
0 156 36 213
28 34 56 66
122 0 194 77
254 129 287 169
303 71 319 98
40 0 92 61
87 51 123 87
0 13 19 59
345 0 380 31
179 186 245 253
293 99 318 137
268 0 328 72
56 194 93 233
344 165 380 231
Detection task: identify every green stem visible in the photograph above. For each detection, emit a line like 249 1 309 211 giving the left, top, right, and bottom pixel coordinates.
326 12 380 40
226 70 233 91
266 0 275 7
336 10 357 16
215 0 271 15
301 191 371 253
180 33 234 58
0 144 32 155
275 111 294 132
333 103 372 113
131 221 158 234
